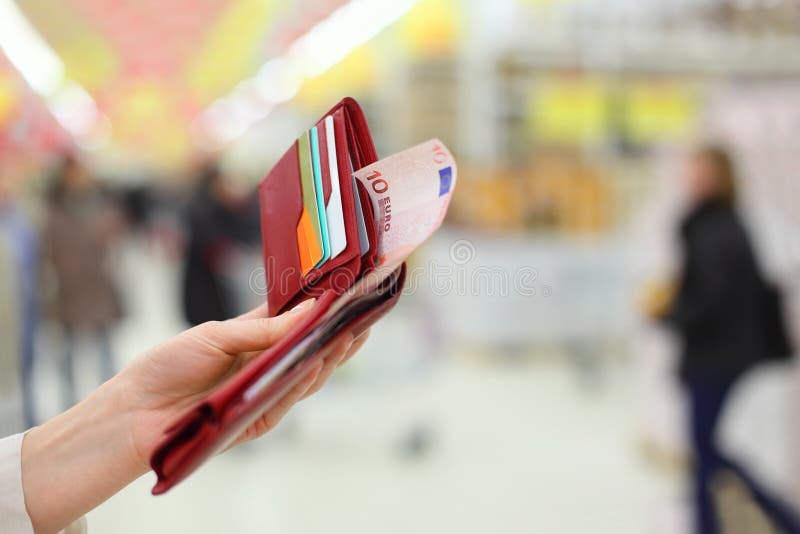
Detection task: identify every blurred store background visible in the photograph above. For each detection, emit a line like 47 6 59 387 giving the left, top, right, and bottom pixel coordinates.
2 0 800 532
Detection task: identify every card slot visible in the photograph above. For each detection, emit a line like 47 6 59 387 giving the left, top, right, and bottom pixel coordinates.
285 256 362 311
300 110 361 280
262 97 383 316
344 115 365 169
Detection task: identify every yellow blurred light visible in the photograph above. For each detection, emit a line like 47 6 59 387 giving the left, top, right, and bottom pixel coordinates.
530 77 609 143
16 0 118 92
186 0 277 103
59 33 119 92
625 82 698 143
110 81 190 166
296 44 379 107
0 70 19 125
397 0 461 57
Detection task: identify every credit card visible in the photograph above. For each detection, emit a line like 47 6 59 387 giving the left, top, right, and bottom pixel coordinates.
310 127 330 267
349 155 370 256
323 117 347 259
296 131 324 274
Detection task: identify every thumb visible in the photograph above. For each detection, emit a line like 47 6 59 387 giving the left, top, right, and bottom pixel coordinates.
194 299 316 354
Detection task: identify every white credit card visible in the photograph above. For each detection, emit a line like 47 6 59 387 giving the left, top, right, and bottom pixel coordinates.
323 117 347 259
349 156 370 257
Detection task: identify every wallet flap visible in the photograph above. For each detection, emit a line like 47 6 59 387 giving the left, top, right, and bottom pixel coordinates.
259 143 305 317
340 97 378 167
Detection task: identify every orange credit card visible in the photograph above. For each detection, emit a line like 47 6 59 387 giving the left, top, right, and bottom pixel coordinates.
296 131 323 274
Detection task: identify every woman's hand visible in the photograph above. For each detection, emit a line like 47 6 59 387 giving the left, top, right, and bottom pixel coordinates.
118 299 368 469
22 301 369 534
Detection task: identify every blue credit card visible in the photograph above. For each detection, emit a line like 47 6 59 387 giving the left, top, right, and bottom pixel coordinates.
310 126 330 267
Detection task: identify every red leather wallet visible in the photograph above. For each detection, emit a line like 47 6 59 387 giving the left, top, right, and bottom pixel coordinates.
149 98 406 495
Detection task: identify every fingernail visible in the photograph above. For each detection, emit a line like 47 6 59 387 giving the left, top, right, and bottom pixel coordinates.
290 298 316 314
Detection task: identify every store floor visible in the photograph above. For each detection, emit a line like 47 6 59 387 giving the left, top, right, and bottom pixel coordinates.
29 240 685 533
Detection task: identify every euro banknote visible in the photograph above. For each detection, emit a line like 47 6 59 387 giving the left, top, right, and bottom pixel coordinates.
353 139 456 269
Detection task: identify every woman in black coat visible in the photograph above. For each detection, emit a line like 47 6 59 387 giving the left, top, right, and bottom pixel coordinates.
662 146 798 534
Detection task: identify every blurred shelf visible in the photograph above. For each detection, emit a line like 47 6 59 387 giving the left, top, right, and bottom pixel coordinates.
505 32 800 77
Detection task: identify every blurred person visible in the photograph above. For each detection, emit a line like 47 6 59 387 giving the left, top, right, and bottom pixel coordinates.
649 145 798 534
182 161 261 325
0 299 369 534
0 167 40 428
42 154 125 409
